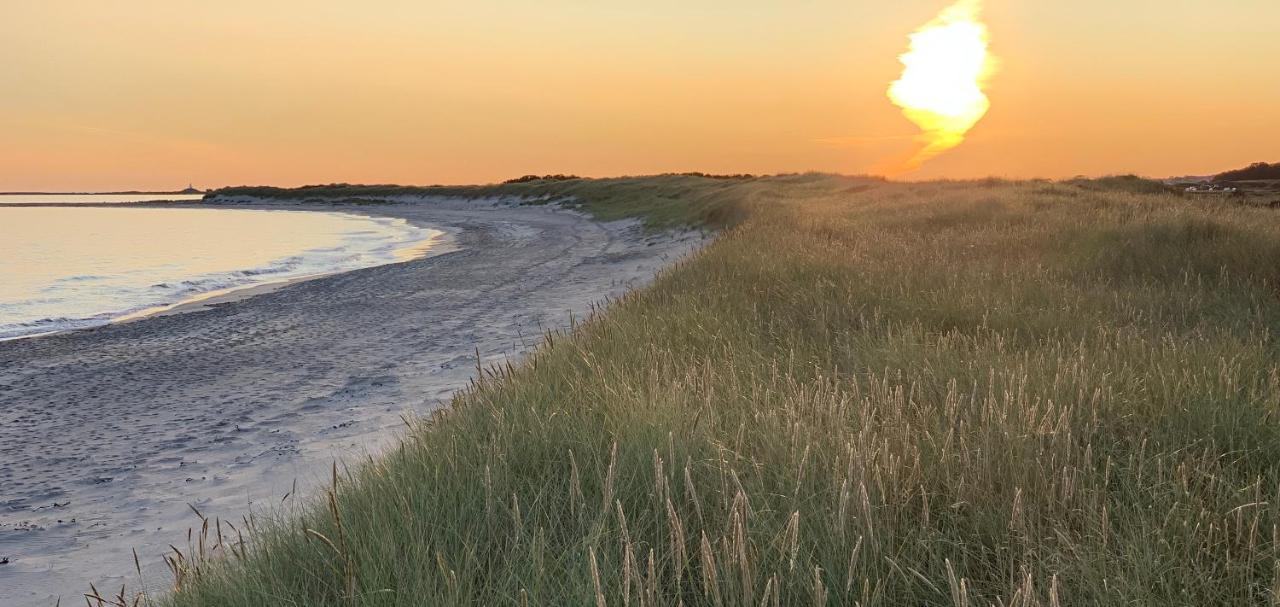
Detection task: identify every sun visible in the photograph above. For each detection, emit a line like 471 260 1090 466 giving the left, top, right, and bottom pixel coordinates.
887 0 997 173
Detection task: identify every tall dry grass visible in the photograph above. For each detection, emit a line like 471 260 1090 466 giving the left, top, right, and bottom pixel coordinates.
150 175 1280 606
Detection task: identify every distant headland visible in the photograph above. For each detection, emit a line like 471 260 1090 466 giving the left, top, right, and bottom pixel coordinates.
0 185 208 195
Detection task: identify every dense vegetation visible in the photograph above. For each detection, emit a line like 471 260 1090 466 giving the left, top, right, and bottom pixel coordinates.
161 175 1280 606
1215 162 1280 182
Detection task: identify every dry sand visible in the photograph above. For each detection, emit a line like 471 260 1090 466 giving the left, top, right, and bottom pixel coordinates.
0 197 704 606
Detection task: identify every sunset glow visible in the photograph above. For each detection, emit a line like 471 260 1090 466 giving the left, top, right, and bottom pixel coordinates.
887 0 996 174
2 2 1280 189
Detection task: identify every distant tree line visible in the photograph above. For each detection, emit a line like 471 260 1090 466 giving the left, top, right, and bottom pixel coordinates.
502 172 757 184
1215 162 1280 182
503 174 582 184
670 172 757 180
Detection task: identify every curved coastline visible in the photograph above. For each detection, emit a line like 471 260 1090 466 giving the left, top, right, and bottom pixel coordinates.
112 212 458 325
0 205 456 342
0 197 703 607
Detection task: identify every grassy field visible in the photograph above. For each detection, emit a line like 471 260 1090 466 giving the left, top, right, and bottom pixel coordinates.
154 175 1280 606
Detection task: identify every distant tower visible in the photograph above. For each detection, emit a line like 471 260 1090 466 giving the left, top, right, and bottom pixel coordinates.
180 183 202 194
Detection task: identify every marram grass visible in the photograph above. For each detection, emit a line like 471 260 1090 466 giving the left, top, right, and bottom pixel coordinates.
146 175 1280 606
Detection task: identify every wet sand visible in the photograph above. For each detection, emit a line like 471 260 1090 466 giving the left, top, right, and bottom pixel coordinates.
0 197 703 606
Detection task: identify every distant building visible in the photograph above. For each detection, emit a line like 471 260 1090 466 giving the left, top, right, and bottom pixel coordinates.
1185 182 1238 194
180 184 202 194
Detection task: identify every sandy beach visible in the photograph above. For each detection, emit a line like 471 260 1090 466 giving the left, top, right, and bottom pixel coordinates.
0 197 703 606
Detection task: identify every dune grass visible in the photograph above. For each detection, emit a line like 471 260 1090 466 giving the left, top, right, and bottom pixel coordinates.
157 175 1280 606
209 173 838 230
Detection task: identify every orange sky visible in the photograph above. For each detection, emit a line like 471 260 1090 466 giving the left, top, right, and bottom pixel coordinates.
3 1 1278 191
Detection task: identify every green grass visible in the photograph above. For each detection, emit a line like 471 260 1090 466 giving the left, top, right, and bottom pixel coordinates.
1063 175 1177 195
208 173 791 230
156 175 1280 606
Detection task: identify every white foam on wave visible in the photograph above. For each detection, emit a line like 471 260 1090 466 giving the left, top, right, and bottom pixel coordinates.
0 211 443 340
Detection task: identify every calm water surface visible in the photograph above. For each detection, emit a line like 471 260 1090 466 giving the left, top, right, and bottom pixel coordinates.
0 205 442 339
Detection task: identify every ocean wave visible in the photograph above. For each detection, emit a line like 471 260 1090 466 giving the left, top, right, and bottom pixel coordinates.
0 211 442 340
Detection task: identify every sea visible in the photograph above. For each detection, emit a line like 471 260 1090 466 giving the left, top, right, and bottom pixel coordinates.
0 194 443 340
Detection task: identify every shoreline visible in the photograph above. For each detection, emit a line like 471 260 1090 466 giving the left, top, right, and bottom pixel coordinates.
0 204 457 342
0 196 704 607
117 215 459 325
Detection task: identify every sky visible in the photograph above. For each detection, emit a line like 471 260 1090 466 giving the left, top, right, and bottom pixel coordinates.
3 1 1278 191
